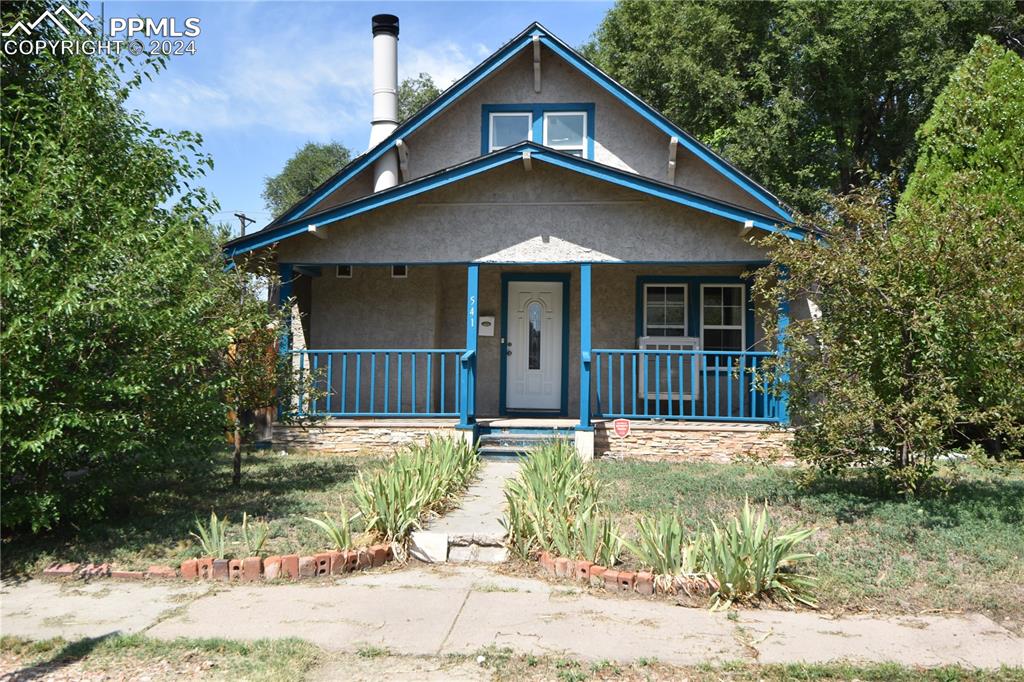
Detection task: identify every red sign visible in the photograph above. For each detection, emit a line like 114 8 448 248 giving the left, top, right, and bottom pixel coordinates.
612 418 631 438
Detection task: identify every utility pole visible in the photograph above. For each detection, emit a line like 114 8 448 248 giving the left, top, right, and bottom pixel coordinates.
234 212 256 237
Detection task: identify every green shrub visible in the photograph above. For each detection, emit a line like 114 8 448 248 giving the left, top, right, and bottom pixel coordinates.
502 440 604 559
354 436 478 541
623 513 702 576
575 511 622 567
702 499 816 609
304 505 355 551
191 512 230 559
0 1 296 533
241 513 270 557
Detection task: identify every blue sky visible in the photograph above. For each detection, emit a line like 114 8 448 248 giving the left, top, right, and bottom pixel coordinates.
98 1 613 233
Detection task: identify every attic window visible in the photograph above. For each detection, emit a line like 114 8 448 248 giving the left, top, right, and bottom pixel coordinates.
543 112 586 157
336 265 352 278
489 112 531 151
391 264 408 279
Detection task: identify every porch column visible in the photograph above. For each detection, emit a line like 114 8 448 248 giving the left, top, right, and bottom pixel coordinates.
578 263 592 429
458 264 479 428
776 265 790 425
277 263 294 356
276 263 294 420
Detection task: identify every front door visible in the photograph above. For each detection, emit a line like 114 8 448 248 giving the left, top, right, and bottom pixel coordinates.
506 280 563 411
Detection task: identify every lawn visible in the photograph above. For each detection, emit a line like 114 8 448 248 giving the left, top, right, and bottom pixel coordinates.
595 459 1024 628
3 637 1021 682
0 635 321 681
1 449 384 575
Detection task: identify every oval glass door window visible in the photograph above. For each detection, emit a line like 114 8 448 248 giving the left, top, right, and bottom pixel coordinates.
528 302 542 370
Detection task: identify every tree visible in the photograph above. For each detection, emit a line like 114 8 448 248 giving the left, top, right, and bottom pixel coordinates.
263 142 350 218
0 1 293 531
753 37 1024 490
398 73 441 123
755 184 1023 493
220 260 315 488
584 0 1021 213
902 36 1024 213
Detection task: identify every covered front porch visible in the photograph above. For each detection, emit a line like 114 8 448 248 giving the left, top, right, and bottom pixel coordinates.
278 261 791 439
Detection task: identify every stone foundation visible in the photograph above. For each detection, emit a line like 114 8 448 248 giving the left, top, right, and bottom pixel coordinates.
594 421 793 464
273 419 461 454
274 418 793 463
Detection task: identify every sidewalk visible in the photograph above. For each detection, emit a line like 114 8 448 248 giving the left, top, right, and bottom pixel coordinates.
2 564 1021 669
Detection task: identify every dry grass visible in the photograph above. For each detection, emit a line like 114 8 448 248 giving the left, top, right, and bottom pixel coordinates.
595 459 1024 627
0 634 321 681
1 449 385 575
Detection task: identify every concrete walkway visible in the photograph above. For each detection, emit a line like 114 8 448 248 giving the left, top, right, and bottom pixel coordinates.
2 565 1022 669
410 461 518 562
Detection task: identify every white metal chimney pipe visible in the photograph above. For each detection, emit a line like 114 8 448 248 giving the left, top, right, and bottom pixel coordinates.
370 14 399 191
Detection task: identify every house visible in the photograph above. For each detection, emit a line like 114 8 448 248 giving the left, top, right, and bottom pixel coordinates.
224 15 809 461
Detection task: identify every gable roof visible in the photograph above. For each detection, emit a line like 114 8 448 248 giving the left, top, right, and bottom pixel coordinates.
261 21 794 235
224 141 805 259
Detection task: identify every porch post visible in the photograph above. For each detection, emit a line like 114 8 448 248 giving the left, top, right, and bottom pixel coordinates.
459 263 479 428
578 263 592 429
276 263 294 420
277 263 294 357
776 265 790 425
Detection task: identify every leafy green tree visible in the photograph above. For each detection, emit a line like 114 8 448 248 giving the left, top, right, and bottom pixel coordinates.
398 72 441 123
756 184 1024 492
262 142 350 218
584 0 1020 212
902 36 1024 213
754 36 1024 489
0 1 294 531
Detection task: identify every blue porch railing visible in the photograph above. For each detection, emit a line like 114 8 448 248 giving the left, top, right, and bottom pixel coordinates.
591 349 783 423
291 349 466 418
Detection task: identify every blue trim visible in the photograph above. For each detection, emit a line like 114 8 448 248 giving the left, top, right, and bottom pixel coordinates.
225 142 800 258
276 263 294 420
290 349 465 418
459 265 480 428
253 22 791 233
590 348 782 424
635 275 756 351
277 264 294 356
536 34 792 222
579 264 592 429
499 272 571 417
776 265 790 425
278 259 774 268
273 30 538 226
482 103 596 159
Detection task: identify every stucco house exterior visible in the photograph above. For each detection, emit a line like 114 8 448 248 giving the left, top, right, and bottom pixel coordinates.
223 16 809 460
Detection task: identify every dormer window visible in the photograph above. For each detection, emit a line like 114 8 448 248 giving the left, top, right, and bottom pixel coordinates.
543 112 586 157
482 104 594 159
489 112 532 151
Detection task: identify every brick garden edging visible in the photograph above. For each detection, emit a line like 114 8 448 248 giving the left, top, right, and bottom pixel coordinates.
42 544 395 583
536 550 661 596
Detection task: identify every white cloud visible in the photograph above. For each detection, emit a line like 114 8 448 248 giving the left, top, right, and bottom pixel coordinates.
129 22 480 141
401 40 478 88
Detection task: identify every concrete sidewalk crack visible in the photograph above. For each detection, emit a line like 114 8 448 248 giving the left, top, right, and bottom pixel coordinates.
437 588 472 655
140 586 214 634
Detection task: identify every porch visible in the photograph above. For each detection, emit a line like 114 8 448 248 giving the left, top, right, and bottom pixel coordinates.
277 261 791 442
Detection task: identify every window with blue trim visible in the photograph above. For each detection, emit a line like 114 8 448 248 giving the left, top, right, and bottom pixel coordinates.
483 104 594 159
643 284 687 337
701 284 745 350
489 112 531 150
543 112 586 156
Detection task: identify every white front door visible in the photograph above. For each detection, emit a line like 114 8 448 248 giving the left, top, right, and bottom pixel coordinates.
506 281 563 411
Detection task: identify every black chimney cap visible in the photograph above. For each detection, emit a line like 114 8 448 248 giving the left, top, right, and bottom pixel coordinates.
372 14 399 37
